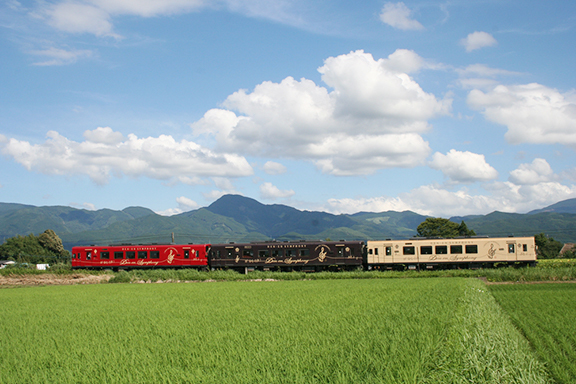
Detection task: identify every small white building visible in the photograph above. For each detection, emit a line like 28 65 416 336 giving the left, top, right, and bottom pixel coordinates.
0 260 16 269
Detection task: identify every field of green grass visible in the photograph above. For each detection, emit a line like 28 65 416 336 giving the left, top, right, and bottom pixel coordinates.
491 283 576 384
0 278 550 383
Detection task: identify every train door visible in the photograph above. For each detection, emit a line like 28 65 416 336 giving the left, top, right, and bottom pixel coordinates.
506 241 517 261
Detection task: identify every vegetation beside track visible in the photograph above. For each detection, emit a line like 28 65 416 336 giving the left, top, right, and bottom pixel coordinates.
2 259 576 285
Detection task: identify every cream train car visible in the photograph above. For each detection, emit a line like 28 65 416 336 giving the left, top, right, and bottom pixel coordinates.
366 236 537 270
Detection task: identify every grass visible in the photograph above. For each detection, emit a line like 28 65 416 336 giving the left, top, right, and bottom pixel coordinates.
0 278 551 383
490 283 576 384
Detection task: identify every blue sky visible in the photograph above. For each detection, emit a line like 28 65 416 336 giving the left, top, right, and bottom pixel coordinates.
1 0 576 217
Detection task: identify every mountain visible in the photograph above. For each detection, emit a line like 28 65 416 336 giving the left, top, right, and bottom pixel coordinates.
527 198 576 214
2 196 576 250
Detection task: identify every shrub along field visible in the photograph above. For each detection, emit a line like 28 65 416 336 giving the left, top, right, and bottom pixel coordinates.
0 278 550 384
490 283 576 384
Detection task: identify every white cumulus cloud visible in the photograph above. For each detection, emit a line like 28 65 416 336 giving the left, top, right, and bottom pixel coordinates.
460 31 497 52
0 128 253 185
379 2 424 31
262 161 287 175
429 150 498 183
468 83 576 146
192 49 451 176
260 182 295 200
509 158 555 185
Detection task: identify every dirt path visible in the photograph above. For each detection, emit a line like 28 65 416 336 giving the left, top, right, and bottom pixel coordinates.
0 273 113 287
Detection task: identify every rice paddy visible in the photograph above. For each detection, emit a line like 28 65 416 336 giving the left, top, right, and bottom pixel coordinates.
0 278 553 383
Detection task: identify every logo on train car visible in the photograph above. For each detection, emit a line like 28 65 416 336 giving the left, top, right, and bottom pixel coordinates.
166 247 178 264
314 244 330 262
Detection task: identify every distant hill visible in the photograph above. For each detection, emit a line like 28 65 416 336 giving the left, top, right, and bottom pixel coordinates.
528 198 576 214
1 196 576 250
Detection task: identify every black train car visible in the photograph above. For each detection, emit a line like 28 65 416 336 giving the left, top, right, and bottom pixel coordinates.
209 240 364 273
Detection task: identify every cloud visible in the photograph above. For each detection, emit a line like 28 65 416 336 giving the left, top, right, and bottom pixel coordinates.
0 128 253 185
29 47 94 66
157 196 200 216
468 83 576 146
262 161 287 175
192 49 451 176
460 31 497 52
429 150 498 183
379 2 424 31
326 180 576 217
260 182 295 200
509 158 555 185
41 0 205 37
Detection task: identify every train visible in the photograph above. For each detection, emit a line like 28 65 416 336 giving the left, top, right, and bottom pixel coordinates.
71 236 537 272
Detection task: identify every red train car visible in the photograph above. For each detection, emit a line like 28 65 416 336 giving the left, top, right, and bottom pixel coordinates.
71 244 210 270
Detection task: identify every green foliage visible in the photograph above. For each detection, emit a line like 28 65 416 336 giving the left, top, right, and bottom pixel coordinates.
0 279 550 383
491 283 576 383
417 218 476 238
0 230 70 264
534 232 563 259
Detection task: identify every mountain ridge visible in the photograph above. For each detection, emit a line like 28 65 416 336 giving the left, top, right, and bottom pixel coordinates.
1 196 576 249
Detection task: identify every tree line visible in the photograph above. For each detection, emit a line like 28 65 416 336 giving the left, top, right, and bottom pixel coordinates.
0 229 70 264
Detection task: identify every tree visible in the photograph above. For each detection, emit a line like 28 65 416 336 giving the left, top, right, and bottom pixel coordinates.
534 233 563 259
0 230 70 264
416 218 476 238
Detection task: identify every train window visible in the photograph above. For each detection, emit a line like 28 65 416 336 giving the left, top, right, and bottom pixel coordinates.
150 251 160 259
374 248 379 255
286 249 296 257
465 245 478 254
435 246 448 255
86 251 92 260
403 246 415 255
101 252 109 260
114 252 123 259
272 249 283 257
300 249 310 257
194 250 198 258
126 251 135 259
337 247 343 257
259 249 269 258
226 249 233 258
242 249 253 258
184 250 189 259
523 244 528 252
386 247 391 256
508 244 515 253
421 246 432 255
138 251 147 259
368 249 373 255
450 245 462 254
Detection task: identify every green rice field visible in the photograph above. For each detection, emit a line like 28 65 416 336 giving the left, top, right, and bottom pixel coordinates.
0 278 553 383
491 283 576 384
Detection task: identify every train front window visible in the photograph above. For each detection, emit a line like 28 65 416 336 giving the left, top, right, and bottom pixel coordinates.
138 251 147 259
421 246 432 255
435 246 448 255
450 245 462 254
403 246 415 255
